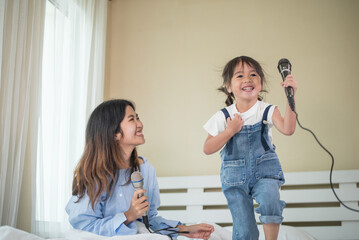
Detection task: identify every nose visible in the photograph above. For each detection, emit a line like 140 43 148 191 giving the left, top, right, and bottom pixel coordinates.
243 77 251 83
136 119 143 129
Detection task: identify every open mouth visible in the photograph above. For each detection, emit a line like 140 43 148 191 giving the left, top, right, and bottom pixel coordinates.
242 86 254 92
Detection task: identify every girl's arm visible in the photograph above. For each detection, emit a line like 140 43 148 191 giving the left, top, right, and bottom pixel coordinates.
203 114 243 155
272 75 297 135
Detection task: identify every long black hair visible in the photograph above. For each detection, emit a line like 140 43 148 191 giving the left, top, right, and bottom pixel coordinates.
72 99 141 209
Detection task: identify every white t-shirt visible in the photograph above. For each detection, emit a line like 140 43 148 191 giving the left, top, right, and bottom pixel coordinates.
203 100 276 144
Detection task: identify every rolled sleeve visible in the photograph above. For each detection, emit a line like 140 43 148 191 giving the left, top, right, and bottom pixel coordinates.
66 195 137 236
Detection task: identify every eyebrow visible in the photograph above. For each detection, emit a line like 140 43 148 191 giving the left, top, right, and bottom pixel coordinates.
234 70 243 75
127 114 138 118
234 70 257 75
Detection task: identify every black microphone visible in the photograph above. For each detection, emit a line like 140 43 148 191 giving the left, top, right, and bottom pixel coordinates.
277 58 295 111
130 171 150 229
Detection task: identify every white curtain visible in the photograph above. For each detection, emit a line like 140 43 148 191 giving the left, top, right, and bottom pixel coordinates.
0 0 46 227
33 0 107 237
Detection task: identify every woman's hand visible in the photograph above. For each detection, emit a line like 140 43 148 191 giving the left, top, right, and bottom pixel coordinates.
124 189 149 225
178 223 214 240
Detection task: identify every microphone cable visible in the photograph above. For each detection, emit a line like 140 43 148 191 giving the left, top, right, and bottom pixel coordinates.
143 222 190 240
152 226 190 240
294 110 359 212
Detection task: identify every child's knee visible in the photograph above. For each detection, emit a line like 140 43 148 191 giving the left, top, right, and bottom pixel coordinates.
255 198 285 224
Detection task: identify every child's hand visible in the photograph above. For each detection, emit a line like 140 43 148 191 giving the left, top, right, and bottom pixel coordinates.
225 114 243 136
280 74 298 95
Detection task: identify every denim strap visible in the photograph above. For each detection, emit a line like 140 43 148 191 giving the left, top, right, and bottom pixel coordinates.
221 108 233 155
261 105 272 151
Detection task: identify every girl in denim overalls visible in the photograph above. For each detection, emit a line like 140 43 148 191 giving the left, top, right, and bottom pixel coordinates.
203 56 297 240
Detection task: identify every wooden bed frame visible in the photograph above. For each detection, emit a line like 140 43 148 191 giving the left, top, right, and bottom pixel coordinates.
157 170 359 240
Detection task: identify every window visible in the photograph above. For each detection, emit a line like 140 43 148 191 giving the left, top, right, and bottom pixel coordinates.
34 0 106 237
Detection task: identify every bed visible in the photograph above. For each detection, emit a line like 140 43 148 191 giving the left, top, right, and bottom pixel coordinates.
157 170 359 240
1 170 358 240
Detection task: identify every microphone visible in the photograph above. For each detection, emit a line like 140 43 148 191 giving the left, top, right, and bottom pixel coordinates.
130 171 150 229
277 58 295 111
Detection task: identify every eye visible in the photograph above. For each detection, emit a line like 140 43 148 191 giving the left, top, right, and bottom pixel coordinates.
237 74 243 78
250 73 257 77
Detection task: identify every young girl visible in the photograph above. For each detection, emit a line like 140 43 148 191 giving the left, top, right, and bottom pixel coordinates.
203 56 297 240
66 99 214 239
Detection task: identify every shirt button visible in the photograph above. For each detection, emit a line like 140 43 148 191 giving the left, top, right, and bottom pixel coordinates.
119 193 123 197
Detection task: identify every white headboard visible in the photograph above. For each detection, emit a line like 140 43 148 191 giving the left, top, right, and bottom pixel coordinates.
157 170 359 240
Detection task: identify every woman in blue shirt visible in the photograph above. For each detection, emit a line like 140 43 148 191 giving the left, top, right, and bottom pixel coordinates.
66 99 214 239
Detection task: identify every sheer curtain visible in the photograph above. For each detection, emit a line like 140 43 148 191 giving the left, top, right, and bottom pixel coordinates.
33 0 107 237
0 0 46 227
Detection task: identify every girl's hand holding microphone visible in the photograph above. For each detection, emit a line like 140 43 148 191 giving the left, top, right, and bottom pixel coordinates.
124 189 149 224
281 74 298 95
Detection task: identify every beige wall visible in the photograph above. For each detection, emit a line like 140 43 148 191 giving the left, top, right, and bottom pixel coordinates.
105 0 359 177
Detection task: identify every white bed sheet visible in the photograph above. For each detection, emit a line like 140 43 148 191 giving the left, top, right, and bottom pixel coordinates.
177 223 316 240
0 223 169 240
0 222 316 240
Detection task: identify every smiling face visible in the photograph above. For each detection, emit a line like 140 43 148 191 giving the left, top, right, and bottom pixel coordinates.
115 105 145 149
226 61 262 107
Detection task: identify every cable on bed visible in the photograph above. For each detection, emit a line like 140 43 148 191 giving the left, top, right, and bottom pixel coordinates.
143 223 190 240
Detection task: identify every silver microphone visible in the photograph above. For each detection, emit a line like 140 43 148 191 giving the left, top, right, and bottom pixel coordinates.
130 171 149 229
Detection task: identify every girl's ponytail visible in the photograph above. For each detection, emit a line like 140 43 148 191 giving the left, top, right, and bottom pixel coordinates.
217 86 234 106
225 94 234 106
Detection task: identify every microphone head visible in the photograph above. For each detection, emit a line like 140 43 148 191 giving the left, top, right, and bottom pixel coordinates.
131 171 144 189
277 58 292 80
277 58 291 71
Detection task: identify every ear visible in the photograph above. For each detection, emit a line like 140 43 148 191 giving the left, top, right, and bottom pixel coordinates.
225 83 232 93
115 132 122 141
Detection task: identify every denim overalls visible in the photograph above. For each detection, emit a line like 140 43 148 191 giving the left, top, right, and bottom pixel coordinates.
220 106 286 240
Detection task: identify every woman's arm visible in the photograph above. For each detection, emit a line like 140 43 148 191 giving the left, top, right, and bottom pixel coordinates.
66 189 148 237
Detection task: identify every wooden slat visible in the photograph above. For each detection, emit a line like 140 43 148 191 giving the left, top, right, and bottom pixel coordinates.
282 207 359 222
158 170 359 189
158 175 221 189
160 192 225 206
281 188 359 203
159 207 359 224
157 209 232 224
160 188 359 206
284 170 359 185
